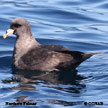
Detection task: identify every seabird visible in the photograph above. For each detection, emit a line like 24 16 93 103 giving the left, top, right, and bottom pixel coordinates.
3 18 102 72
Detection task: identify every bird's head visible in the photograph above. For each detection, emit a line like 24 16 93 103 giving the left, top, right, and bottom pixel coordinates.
3 18 32 39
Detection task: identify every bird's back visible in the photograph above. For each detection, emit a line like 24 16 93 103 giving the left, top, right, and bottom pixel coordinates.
15 45 96 72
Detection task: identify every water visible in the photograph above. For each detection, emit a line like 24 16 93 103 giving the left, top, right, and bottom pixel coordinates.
0 0 108 108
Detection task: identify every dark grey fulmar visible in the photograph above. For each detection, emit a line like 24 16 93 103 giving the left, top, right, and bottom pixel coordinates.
3 18 101 72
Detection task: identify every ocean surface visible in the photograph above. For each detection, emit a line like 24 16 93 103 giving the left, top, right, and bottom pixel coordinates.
0 0 108 108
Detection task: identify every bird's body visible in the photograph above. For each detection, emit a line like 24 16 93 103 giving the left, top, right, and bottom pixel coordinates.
3 18 101 72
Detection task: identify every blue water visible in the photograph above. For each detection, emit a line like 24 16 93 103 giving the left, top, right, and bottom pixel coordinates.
0 0 108 108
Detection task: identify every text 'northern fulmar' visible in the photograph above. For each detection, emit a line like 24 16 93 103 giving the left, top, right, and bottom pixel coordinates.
3 18 102 72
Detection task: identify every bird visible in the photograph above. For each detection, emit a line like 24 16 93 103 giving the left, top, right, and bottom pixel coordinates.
3 18 102 72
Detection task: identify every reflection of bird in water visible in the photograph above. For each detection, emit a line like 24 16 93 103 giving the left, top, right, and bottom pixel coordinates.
13 69 84 84
2 70 86 106
3 18 102 72
1 69 85 91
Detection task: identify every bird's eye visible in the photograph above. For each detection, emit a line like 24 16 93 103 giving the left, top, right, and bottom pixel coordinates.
14 24 22 28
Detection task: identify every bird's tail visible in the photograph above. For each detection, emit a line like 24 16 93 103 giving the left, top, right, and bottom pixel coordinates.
83 52 104 60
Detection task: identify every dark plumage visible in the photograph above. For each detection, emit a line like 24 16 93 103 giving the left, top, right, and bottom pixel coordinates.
3 18 102 72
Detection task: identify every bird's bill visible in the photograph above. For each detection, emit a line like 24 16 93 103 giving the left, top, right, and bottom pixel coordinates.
3 29 14 39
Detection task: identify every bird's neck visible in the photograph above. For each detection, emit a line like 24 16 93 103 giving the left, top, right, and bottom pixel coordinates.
13 35 40 67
